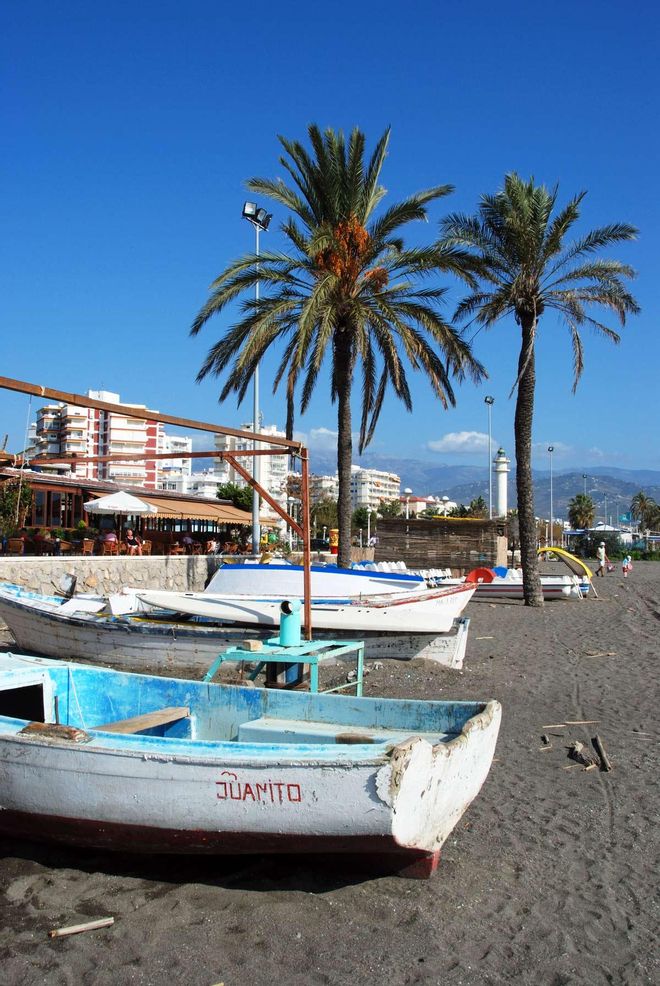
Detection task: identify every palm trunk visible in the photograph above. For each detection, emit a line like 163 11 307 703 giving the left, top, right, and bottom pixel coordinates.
335 336 353 569
515 316 543 606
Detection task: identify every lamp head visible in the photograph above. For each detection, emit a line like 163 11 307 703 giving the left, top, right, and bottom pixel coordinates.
484 395 494 405
242 201 272 231
256 207 272 229
548 445 554 453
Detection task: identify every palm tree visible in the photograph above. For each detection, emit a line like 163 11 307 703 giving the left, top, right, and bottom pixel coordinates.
441 174 639 604
631 491 658 531
567 493 595 530
191 126 484 566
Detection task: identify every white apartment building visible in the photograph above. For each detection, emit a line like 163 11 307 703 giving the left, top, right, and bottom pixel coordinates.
309 473 340 503
309 467 401 510
158 468 230 498
350 465 401 510
214 423 289 516
157 433 193 485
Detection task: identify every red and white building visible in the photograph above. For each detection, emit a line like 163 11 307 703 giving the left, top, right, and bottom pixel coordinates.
33 390 164 490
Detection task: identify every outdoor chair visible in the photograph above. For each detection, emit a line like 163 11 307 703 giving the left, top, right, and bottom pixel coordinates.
101 541 119 556
81 539 95 556
141 540 151 556
7 538 24 556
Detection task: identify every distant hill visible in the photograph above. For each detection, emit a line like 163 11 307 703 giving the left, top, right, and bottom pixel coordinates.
307 450 660 521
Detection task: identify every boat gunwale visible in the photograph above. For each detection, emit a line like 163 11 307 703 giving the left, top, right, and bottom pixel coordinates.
0 655 500 768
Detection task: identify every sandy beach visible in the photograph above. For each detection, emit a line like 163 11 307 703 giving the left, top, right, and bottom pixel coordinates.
0 563 658 986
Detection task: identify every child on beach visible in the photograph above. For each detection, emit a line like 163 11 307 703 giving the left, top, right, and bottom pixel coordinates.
622 554 632 578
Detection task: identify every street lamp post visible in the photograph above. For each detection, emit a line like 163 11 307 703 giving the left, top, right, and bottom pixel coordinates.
404 488 412 521
582 473 587 496
548 445 554 545
242 202 272 552
484 396 494 518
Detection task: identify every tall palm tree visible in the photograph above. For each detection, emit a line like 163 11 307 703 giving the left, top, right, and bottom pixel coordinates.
191 126 484 566
441 174 639 604
567 493 595 530
631 491 658 531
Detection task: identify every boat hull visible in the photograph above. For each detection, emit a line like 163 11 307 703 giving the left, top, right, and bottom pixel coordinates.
0 808 441 876
136 583 477 634
0 586 470 669
206 562 425 597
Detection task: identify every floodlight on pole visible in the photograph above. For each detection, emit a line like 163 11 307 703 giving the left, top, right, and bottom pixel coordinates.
484 396 494 518
548 445 554 545
242 201 273 552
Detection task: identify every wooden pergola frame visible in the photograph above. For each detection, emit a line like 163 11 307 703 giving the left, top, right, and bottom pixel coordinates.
0 375 313 638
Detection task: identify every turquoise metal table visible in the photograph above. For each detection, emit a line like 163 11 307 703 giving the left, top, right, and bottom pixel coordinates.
204 637 365 696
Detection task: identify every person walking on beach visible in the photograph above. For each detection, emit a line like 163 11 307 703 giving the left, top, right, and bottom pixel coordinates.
622 553 632 578
594 541 608 577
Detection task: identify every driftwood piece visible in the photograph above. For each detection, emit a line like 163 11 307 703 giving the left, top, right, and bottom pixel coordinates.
592 734 613 772
48 917 114 939
541 734 551 746
567 740 600 769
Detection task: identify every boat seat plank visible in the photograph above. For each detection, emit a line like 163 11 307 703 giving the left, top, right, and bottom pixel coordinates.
238 716 449 746
95 706 190 734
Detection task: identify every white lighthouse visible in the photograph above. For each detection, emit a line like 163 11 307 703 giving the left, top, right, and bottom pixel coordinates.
494 447 510 517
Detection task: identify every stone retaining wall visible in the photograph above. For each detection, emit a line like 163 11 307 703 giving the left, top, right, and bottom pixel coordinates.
0 555 223 597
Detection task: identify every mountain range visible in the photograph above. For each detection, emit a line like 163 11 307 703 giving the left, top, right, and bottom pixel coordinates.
308 452 660 522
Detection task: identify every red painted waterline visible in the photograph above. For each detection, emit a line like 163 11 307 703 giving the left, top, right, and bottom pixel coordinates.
0 810 440 878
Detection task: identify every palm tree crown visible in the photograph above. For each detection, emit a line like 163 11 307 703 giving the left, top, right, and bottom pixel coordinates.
568 493 596 530
631 491 659 530
191 125 484 565
441 173 639 603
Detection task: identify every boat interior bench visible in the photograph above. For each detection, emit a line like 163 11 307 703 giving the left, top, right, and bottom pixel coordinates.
94 706 190 736
237 716 449 746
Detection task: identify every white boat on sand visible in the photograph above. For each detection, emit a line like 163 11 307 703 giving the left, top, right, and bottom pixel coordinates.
0 584 471 670
136 581 477 635
205 561 426 597
0 651 501 877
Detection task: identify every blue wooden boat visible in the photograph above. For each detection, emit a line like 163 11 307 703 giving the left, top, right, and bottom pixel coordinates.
0 652 501 877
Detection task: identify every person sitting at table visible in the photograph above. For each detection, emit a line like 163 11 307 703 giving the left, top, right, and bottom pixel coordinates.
125 529 142 556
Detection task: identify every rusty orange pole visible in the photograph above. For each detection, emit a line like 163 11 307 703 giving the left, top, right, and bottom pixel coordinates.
300 449 312 640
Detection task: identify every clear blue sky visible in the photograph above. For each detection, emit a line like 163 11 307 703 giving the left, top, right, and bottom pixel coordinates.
1 0 658 474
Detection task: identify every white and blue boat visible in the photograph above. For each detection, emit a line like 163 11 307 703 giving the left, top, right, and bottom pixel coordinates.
204 561 426 598
0 652 501 877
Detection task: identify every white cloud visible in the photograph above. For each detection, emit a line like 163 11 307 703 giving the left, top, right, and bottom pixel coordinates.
532 441 573 458
295 427 358 451
427 431 492 454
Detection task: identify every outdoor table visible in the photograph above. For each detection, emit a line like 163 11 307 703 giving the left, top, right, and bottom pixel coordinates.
203 638 365 696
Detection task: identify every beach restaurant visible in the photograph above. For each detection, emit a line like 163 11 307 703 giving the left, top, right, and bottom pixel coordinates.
0 466 255 545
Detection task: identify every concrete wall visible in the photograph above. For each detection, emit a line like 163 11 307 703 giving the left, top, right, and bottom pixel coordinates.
0 555 223 597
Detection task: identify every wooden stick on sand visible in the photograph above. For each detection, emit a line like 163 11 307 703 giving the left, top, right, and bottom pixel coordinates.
592 734 613 772
48 917 114 939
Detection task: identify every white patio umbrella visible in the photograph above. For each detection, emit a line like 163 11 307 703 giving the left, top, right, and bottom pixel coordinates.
84 491 157 536
84 491 158 516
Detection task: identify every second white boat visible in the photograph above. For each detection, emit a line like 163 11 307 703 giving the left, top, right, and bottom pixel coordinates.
136 582 477 635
